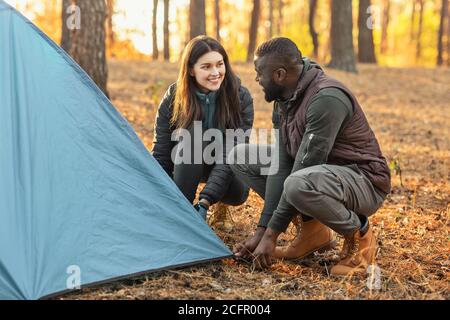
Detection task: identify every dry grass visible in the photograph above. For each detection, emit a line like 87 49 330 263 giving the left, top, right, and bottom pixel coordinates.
62 61 449 300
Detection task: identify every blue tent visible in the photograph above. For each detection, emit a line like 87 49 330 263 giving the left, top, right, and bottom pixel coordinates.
0 0 232 300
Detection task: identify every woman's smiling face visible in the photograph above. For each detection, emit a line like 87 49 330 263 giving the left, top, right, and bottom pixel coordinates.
191 51 226 93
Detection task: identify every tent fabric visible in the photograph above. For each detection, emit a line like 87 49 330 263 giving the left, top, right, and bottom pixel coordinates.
0 0 232 300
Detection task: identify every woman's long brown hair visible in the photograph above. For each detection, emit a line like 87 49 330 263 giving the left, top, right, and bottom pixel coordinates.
172 36 241 130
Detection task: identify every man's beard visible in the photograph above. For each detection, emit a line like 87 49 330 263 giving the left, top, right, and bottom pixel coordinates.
263 80 284 102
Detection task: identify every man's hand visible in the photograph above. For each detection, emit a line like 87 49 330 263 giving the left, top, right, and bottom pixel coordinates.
233 227 266 260
252 228 281 269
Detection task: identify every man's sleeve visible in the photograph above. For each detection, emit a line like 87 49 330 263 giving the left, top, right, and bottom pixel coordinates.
267 88 354 232
257 129 294 228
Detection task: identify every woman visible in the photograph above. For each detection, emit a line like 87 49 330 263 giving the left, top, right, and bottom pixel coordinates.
152 36 254 219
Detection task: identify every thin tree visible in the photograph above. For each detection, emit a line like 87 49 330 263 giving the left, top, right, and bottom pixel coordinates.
164 0 170 61
415 0 424 62
189 0 206 39
309 0 319 58
380 0 390 54
268 0 274 39
447 2 450 66
247 0 261 62
328 0 357 72
437 0 448 65
61 0 72 52
276 0 284 35
61 0 108 96
410 0 417 41
152 0 159 61
106 0 115 55
358 0 377 63
215 0 221 42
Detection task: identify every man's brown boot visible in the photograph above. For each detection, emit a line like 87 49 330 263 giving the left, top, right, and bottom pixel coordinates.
330 224 377 276
273 219 336 260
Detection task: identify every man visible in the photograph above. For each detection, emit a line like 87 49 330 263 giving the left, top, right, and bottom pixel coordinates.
229 38 390 276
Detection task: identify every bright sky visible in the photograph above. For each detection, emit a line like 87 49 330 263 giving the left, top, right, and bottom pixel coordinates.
5 0 191 55
113 0 190 54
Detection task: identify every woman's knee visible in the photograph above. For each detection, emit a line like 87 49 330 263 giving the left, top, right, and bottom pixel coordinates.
234 185 250 206
228 144 246 164
221 180 250 206
228 144 249 175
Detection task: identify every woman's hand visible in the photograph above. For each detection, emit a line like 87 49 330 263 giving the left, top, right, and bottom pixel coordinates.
198 198 211 209
194 203 208 220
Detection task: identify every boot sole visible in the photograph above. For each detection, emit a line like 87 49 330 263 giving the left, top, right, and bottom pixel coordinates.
298 240 337 260
277 240 337 261
330 246 378 277
330 263 370 278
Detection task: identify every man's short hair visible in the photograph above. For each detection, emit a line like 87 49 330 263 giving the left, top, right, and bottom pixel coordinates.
255 37 303 66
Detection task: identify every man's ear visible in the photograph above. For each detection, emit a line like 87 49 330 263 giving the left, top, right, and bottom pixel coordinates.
273 67 287 84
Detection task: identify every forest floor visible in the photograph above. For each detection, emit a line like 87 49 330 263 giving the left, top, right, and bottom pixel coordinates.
64 60 449 300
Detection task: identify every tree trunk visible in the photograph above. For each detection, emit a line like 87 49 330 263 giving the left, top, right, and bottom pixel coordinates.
215 0 221 41
61 0 108 96
276 0 284 35
380 0 390 54
106 0 115 56
358 0 377 63
152 0 159 61
164 0 170 61
268 0 274 40
309 0 319 58
61 0 72 52
328 0 357 73
410 0 417 41
189 0 206 39
437 0 448 65
415 0 424 62
447 2 450 66
247 0 261 63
